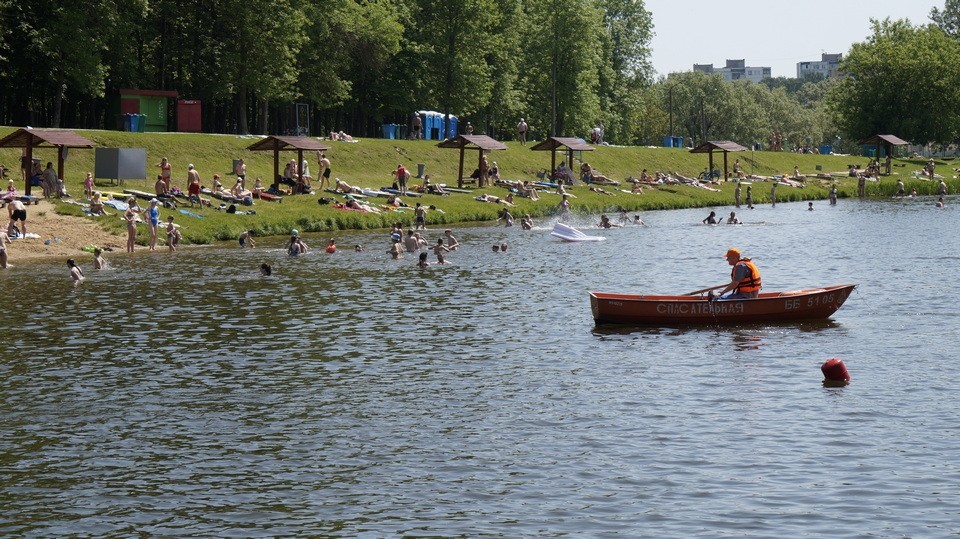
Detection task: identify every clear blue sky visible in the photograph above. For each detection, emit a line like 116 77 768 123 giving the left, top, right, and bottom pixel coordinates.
645 0 943 78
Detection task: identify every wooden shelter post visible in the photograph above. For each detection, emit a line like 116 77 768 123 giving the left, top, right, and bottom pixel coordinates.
458 148 465 188
273 140 280 188
25 133 34 196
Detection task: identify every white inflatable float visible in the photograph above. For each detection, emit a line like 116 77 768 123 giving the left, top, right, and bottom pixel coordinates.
550 222 606 242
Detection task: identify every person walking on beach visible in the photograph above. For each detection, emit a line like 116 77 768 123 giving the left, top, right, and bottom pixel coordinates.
317 153 332 192
414 203 426 230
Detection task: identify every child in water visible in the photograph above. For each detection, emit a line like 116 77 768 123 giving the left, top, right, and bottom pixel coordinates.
417 252 430 267
260 263 272 276
67 259 84 282
93 248 106 269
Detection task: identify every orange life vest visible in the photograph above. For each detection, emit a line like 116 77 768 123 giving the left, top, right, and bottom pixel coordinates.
731 258 762 293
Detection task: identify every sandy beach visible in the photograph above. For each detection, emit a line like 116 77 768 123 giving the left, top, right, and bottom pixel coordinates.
4 200 124 261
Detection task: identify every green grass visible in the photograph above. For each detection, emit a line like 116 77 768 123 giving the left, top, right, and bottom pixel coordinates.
2 126 955 245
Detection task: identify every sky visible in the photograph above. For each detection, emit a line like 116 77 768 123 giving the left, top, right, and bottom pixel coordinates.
645 0 944 78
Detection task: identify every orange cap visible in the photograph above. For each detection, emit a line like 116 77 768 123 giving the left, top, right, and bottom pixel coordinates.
724 248 741 258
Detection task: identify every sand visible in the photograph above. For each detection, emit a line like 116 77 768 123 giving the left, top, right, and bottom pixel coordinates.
3 199 126 261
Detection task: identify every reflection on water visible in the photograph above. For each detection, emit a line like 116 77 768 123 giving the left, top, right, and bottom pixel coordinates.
1 200 959 537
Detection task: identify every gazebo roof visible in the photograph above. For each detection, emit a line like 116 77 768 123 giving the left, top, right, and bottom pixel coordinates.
857 134 909 146
529 137 595 152
437 134 507 151
689 140 747 153
0 128 95 149
246 136 331 152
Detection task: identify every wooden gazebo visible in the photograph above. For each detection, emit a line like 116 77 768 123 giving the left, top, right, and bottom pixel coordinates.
690 140 747 181
0 128 96 195
246 136 330 188
529 137 595 179
857 134 909 174
437 135 507 188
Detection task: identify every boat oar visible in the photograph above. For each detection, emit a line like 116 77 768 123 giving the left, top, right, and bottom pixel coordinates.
683 284 727 296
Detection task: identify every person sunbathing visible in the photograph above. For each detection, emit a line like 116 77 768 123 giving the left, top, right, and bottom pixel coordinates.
231 179 252 198
89 192 105 215
335 178 358 194
590 186 616 196
520 181 540 200
475 193 515 206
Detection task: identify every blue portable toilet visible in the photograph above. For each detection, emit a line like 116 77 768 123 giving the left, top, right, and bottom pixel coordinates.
446 115 458 139
673 136 683 148
138 114 147 132
383 123 395 139
129 114 140 132
820 145 832 155
123 114 133 132
423 114 432 140
663 136 674 148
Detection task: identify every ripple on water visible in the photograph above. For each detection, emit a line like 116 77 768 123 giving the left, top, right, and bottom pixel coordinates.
1 202 960 536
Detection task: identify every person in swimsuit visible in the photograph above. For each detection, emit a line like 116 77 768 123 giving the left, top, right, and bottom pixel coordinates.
146 199 161 250
166 216 181 252
157 157 172 192
319 153 330 191
0 233 8 269
68 259 84 282
124 197 140 252
239 229 256 249
7 199 27 237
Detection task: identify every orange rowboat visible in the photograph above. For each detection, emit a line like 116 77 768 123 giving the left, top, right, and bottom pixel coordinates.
590 284 857 326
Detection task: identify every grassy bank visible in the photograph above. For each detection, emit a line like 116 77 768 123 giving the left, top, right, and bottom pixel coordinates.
2 127 955 244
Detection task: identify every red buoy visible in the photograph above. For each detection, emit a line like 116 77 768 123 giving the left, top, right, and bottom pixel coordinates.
821 358 850 384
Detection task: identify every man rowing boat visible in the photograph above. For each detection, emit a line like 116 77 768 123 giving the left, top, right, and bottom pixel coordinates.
717 247 761 299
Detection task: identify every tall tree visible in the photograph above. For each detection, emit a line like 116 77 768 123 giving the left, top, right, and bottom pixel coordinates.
521 0 603 138
930 0 960 37
412 0 499 127
827 18 960 145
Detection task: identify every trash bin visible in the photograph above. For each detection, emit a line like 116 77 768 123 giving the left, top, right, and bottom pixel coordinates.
417 163 426 178
138 114 147 132
123 113 133 132
663 136 674 148
383 123 395 139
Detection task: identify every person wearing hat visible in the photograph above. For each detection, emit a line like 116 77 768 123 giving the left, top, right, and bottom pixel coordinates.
717 248 761 299
517 118 528 145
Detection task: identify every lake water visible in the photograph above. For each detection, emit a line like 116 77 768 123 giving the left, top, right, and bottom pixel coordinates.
2 197 958 537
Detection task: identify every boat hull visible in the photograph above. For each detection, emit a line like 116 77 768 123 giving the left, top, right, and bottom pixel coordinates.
590 284 856 326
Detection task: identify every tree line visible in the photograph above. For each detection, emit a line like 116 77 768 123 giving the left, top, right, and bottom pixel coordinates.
1 0 958 150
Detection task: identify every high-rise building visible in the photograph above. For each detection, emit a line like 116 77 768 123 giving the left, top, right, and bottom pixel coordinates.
797 53 842 79
693 59 771 83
